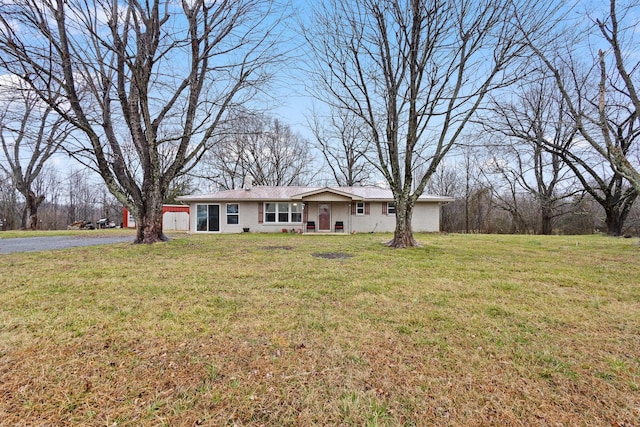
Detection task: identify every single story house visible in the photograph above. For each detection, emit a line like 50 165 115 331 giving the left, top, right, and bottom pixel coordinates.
177 186 453 233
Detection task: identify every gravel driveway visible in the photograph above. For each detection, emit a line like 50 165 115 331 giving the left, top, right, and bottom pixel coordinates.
0 235 134 254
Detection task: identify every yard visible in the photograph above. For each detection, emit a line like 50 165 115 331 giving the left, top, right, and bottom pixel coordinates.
0 232 638 426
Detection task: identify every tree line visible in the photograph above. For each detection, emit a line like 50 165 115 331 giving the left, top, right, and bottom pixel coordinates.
0 0 638 246
0 167 122 230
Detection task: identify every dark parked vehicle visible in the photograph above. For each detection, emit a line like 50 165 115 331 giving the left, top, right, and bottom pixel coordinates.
97 218 116 229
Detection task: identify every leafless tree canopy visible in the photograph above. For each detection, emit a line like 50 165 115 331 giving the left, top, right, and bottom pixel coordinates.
525 0 640 195
0 0 284 242
303 0 558 247
0 82 71 229
309 109 374 187
199 112 315 190
481 78 582 234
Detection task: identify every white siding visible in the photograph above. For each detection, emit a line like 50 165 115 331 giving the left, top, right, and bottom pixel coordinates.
351 202 394 233
188 201 441 233
189 201 305 233
411 203 441 232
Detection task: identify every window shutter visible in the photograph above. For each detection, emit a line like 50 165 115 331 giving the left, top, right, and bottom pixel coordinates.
351 203 356 215
258 202 263 224
365 202 370 215
382 203 387 215
303 204 308 222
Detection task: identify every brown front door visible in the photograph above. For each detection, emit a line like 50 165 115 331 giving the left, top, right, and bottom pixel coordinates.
318 203 331 231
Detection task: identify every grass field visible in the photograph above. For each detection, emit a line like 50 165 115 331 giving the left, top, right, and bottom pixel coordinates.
0 232 638 426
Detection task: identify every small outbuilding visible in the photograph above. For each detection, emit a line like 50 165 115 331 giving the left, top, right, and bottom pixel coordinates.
122 205 190 231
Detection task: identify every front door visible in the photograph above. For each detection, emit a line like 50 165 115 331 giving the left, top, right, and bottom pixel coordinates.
318 203 331 231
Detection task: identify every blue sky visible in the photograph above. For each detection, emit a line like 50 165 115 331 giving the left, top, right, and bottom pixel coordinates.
2 0 638 192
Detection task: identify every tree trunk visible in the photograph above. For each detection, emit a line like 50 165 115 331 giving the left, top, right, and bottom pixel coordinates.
25 191 45 230
540 214 553 235
509 214 517 234
387 203 419 248
605 209 625 236
540 201 553 235
135 212 168 244
20 207 27 230
133 192 168 244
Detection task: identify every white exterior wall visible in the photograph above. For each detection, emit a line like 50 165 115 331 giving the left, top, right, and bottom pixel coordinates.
189 201 305 233
331 203 350 230
339 202 441 233
237 201 260 232
304 201 351 232
410 203 441 232
188 201 441 233
351 202 395 233
188 201 263 233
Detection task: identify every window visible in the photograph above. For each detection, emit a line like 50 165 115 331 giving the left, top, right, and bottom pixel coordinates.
387 202 396 215
278 202 289 222
197 204 220 231
352 202 369 216
291 203 302 222
226 203 239 225
263 202 302 223
265 203 277 222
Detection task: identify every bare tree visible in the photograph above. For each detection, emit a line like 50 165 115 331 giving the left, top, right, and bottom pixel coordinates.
26 164 65 229
478 155 532 233
0 168 19 229
163 175 196 205
0 0 284 243
34 166 65 229
66 169 96 225
309 109 374 186
482 80 580 234
421 146 491 233
525 0 640 196
0 82 70 229
200 122 251 191
542 124 637 236
303 0 557 247
65 168 123 226
501 67 639 235
199 112 315 189
242 117 314 186
423 161 468 233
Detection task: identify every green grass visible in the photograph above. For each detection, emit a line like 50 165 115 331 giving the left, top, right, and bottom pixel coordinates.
0 233 639 425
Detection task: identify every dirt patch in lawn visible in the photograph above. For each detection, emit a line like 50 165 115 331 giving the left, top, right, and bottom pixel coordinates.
311 252 354 259
261 245 295 251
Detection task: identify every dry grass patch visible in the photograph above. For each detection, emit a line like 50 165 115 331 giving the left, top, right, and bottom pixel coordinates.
0 233 638 425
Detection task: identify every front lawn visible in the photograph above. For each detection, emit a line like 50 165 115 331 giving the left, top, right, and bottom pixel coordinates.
0 233 638 425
